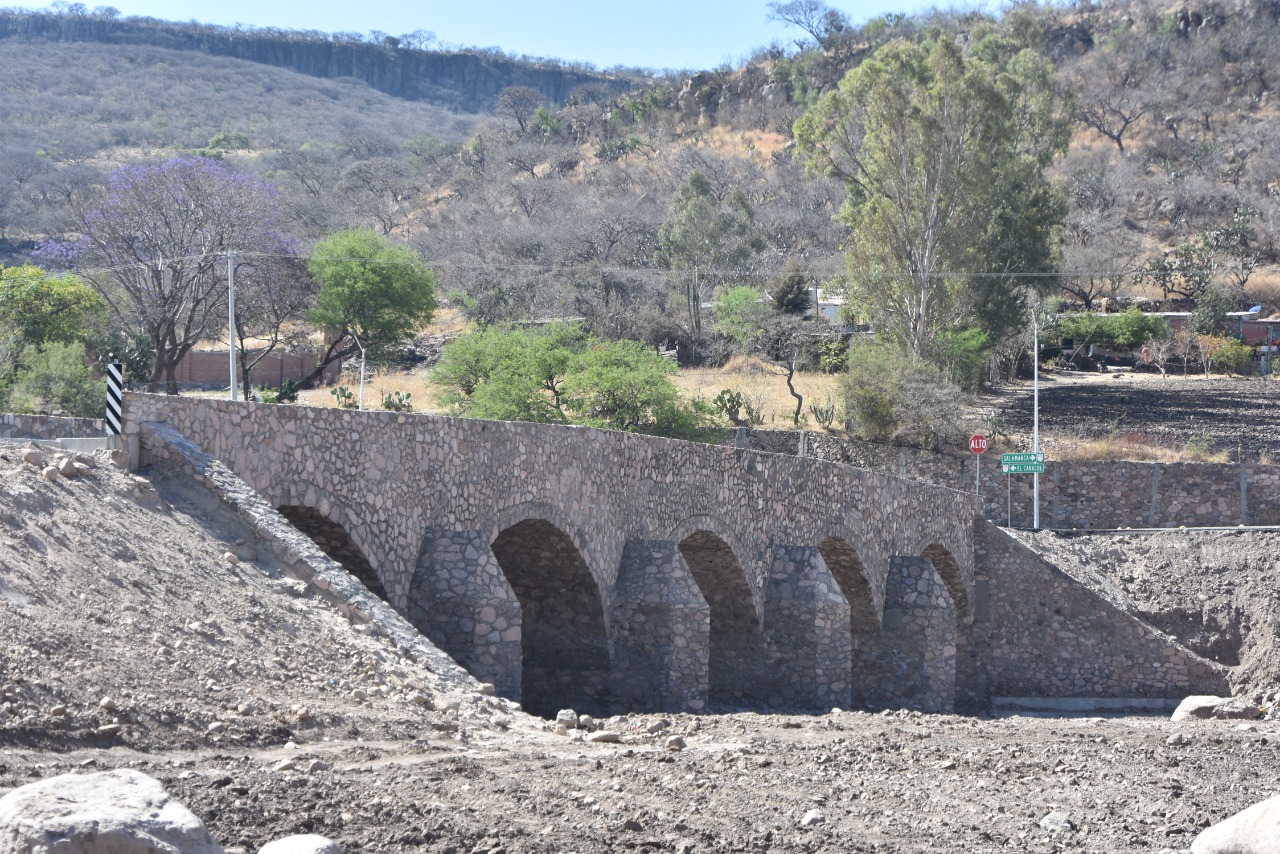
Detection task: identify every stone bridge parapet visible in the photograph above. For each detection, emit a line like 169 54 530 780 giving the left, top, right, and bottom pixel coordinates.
123 393 978 714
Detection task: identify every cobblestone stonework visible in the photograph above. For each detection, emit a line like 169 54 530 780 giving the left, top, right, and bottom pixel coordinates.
859 557 957 713
956 521 1229 711
0 413 103 440
120 395 1228 716
747 430 1280 529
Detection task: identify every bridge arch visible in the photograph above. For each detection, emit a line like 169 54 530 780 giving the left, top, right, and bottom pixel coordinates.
488 503 613 718
277 503 390 604
818 536 880 631
921 542 971 624
673 522 765 707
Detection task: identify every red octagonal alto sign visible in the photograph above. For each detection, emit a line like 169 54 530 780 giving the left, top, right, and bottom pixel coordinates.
969 434 989 454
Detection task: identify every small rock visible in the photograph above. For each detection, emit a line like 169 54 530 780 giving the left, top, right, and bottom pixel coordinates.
554 724 569 737
207 722 227 734
646 718 670 734
222 552 239 565
49 705 67 717
271 759 297 772
41 466 60 481
1167 732 1189 746
21 449 43 467
623 818 645 832
587 731 622 744
665 736 686 752
237 702 256 716
477 683 495 696
99 697 116 712
936 759 957 770
800 809 826 827
555 709 579 729
58 458 78 478
98 723 124 735
578 714 596 732
258 834 340 854
304 759 332 774
1040 811 1075 834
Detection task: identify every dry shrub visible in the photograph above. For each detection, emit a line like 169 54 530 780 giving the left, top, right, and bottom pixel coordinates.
1247 276 1280 316
721 354 775 376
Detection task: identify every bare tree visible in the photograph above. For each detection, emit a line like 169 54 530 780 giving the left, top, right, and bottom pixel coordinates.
227 252 317 395
496 86 544 134
37 157 295 394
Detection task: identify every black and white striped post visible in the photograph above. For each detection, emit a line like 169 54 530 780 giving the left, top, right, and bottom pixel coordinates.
105 358 123 436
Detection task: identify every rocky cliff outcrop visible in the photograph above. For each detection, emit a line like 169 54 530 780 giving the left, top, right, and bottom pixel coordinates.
0 12 632 112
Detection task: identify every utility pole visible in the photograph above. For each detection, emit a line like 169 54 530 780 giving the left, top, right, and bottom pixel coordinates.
1033 315 1040 531
227 251 237 402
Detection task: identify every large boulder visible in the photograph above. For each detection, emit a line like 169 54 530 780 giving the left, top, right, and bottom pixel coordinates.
1172 695 1262 722
259 835 340 854
0 768 223 853
1192 793 1280 853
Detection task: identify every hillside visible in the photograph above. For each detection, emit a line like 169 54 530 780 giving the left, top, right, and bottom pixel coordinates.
4 1 1280 363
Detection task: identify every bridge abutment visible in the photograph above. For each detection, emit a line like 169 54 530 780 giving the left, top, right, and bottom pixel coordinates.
858 556 957 713
408 528 522 699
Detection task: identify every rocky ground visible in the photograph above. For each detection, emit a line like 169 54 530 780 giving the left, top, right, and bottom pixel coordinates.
993 371 1280 460
2 438 1280 853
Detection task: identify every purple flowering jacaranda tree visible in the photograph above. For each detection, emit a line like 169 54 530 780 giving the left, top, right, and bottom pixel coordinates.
38 157 302 394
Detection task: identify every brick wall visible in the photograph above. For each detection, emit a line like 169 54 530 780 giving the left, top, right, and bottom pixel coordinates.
170 348 340 388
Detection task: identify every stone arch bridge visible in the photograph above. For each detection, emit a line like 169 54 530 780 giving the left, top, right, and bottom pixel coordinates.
123 394 980 716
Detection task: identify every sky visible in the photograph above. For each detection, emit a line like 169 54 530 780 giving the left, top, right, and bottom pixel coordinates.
99 0 957 71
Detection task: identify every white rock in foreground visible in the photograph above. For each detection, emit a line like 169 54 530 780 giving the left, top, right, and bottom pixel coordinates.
1192 793 1280 854
0 768 223 854
1172 695 1261 722
258 834 340 854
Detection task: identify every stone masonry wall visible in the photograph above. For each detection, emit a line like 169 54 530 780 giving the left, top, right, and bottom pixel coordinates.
747 430 1280 529
0 413 103 440
955 520 1229 712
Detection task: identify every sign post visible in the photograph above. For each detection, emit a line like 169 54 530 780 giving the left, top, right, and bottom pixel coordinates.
968 434 988 496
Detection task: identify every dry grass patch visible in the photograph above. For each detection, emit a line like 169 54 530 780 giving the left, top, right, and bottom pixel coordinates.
674 360 841 430
1047 431 1231 463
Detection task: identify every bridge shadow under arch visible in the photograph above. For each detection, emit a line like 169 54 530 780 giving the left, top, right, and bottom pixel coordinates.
921 542 970 624
278 505 389 602
819 536 881 707
490 517 612 718
677 530 764 707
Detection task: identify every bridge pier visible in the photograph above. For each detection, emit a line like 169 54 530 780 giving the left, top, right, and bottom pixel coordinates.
761 545 853 710
611 539 710 713
858 556 957 713
407 528 522 699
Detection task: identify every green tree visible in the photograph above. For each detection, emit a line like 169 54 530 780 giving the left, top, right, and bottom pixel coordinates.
712 286 771 345
770 268 814 315
794 31 1069 362
434 323 712 438
0 265 106 346
1188 284 1241 337
302 229 437 387
656 171 763 339
8 341 101 418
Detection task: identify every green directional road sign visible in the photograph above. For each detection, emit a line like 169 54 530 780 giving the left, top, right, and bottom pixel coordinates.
1002 462 1046 474
1000 452 1045 464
